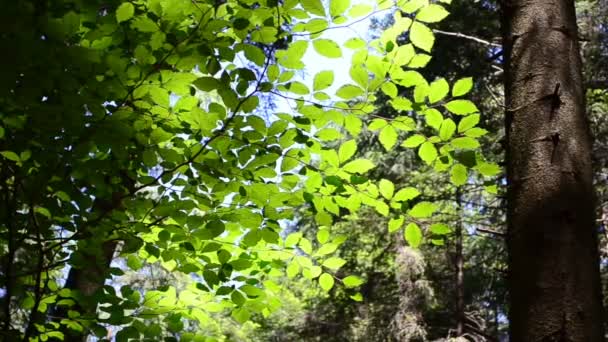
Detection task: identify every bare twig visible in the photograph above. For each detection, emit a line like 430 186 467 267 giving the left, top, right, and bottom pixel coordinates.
433 29 501 47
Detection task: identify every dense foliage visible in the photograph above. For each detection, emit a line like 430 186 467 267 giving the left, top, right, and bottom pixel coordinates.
4 0 608 340
0 0 503 340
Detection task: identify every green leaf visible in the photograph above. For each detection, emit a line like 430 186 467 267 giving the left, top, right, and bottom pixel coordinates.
287 262 300 278
127 255 143 271
343 275 364 288
231 291 246 306
457 114 480 133
405 223 423 248
343 159 375 174
131 16 158 32
402 134 426 148
317 228 330 244
251 27 278 44
381 82 398 98
388 216 405 232
450 164 467 186
22 296 35 310
439 119 456 141
416 4 449 23
316 243 338 256
313 70 334 91
316 128 342 141
301 0 326 16
418 142 437 163
430 223 451 235
0 151 20 162
306 19 329 33
368 119 387 131
444 100 479 115
285 232 302 247
330 0 351 17
350 292 363 301
286 81 310 95
379 125 398 151
393 187 420 201
408 53 432 68
401 0 427 13
425 108 443 131
116 3 135 23
299 238 313 254
313 39 342 58
476 162 501 177
409 202 437 218
464 127 488 138
339 139 357 163
428 78 449 103
451 137 480 149
378 179 394 200
349 4 372 17
243 44 266 66
410 22 434 52
452 77 474 97
336 84 364 99
193 77 220 91
345 38 366 49
323 257 347 270
319 273 335 291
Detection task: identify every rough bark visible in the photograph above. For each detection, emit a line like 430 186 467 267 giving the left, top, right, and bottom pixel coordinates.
501 0 605 340
455 188 465 337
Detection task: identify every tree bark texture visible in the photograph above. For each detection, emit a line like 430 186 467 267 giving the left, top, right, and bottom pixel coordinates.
455 188 465 337
501 0 605 340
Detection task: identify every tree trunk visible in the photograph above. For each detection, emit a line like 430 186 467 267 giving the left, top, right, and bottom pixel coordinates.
501 0 605 339
56 240 117 342
455 188 465 336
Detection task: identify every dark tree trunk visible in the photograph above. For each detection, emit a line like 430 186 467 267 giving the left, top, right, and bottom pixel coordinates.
455 188 465 337
55 240 117 342
501 0 605 339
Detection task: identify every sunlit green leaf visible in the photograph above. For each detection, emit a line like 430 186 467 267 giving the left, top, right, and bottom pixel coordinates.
450 164 467 186
313 39 342 58
444 100 479 115
301 0 326 16
388 216 405 232
379 179 395 199
319 273 335 291
343 275 364 288
339 139 357 163
343 159 375 174
458 114 480 133
393 187 420 201
418 142 437 163
379 125 398 151
409 202 437 218
428 78 449 103
416 4 449 23
439 119 456 141
116 3 135 23
323 257 347 270
451 137 480 149
410 22 434 52
336 84 364 99
313 70 334 91
452 77 474 97
405 223 423 247
330 0 351 17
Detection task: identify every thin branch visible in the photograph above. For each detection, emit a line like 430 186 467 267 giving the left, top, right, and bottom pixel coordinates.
433 29 501 47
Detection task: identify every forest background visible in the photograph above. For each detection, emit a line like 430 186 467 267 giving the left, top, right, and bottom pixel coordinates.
0 0 607 341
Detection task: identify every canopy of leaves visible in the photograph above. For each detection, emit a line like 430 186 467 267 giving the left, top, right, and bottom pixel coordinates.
0 0 500 340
